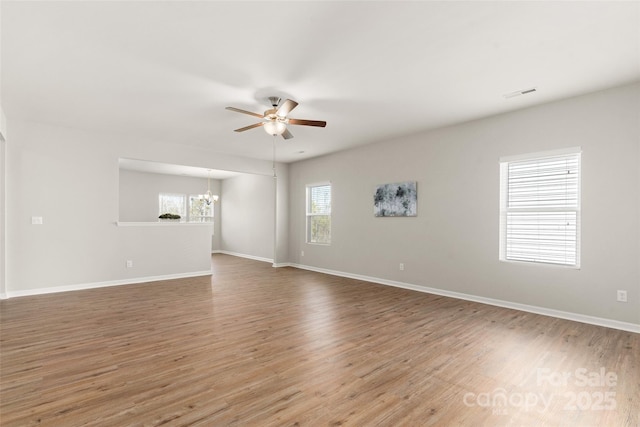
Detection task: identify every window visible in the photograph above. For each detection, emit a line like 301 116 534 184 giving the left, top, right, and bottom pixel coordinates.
158 193 214 223
499 148 581 267
189 194 214 223
306 183 331 244
159 193 186 219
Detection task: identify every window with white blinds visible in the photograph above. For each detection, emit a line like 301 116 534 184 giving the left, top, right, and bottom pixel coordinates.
306 183 331 245
499 148 581 267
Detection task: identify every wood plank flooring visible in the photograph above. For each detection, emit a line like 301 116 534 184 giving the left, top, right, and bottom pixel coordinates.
1 254 638 426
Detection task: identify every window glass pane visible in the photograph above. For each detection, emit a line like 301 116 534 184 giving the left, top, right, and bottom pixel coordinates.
159 193 186 218
189 195 213 222
309 185 331 214
307 184 331 244
310 215 331 244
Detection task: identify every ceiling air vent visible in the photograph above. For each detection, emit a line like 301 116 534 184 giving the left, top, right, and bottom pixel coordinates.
503 87 537 99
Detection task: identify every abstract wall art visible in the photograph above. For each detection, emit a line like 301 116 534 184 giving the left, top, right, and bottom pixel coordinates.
373 181 417 217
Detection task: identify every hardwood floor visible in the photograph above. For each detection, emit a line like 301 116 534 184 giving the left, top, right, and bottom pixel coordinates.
1 254 638 426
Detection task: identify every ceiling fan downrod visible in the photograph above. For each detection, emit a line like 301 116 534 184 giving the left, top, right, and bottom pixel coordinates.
268 96 281 108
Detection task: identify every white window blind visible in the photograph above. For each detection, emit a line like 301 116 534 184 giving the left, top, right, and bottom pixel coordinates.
500 149 581 267
307 184 331 244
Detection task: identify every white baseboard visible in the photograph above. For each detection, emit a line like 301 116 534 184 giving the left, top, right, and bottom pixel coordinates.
212 252 286 268
289 263 640 334
2 270 213 299
5 254 637 334
216 250 273 264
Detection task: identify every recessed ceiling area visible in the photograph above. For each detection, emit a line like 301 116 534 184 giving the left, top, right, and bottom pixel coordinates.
118 158 241 180
3 1 639 163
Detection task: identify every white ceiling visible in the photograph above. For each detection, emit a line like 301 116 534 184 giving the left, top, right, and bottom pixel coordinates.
2 1 639 163
118 158 241 180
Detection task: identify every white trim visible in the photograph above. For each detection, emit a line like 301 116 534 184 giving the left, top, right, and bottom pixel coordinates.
2 270 212 299
498 258 580 270
305 180 332 188
0 137 5 300
0 105 7 142
272 262 293 268
116 221 213 227
216 250 273 264
500 146 582 163
289 263 640 334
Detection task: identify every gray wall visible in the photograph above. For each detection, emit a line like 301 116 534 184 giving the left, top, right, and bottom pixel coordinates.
275 164 289 265
0 122 5 298
0 0 3 297
4 82 638 328
288 83 640 325
119 169 222 250
220 173 275 261
5 119 281 293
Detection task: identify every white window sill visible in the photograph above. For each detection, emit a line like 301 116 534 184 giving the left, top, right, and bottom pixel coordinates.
499 258 580 270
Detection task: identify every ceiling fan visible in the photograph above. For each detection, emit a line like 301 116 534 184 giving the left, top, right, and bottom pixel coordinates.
225 96 326 140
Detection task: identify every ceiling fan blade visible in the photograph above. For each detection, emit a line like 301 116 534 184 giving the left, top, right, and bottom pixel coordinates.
276 99 298 117
281 128 294 140
234 122 263 132
288 118 327 127
226 106 264 119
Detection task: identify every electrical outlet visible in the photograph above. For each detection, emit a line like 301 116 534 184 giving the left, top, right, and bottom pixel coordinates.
301 250 304 257
399 263 405 271
126 260 133 268
31 216 43 225
616 290 627 302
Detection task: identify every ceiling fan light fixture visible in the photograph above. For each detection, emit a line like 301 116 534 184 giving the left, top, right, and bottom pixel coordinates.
226 97 325 140
263 120 287 136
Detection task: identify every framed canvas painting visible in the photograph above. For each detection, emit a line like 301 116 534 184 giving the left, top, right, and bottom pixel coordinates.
374 181 417 217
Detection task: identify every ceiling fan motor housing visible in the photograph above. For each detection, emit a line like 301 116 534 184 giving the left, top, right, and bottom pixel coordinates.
268 96 281 108
264 108 278 118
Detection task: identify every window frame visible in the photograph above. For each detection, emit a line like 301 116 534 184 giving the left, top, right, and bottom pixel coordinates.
188 194 215 223
499 147 581 268
159 193 216 224
306 182 332 245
